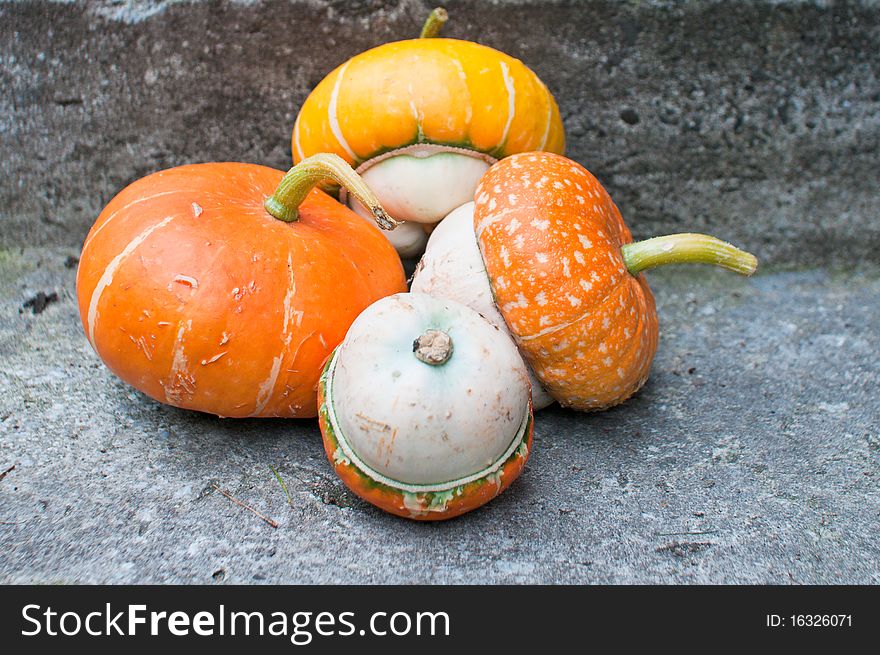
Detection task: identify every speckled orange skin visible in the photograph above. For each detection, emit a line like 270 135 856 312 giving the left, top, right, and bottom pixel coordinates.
293 38 565 166
76 163 406 418
317 357 534 521
474 152 659 410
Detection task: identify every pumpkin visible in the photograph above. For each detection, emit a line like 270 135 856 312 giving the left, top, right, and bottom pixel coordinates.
318 292 533 520
412 152 758 410
292 7 565 255
76 154 406 418
411 202 556 410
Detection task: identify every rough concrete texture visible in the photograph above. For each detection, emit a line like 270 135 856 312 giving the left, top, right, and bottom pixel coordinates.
1 249 877 583
2 0 879 267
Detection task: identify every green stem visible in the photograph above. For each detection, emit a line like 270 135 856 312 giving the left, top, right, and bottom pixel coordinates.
621 233 758 276
419 7 448 38
264 154 398 229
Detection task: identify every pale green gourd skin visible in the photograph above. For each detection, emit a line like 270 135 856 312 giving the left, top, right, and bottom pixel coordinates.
318 371 533 517
323 354 532 498
342 145 495 256
326 293 531 487
353 148 492 224
350 217 427 258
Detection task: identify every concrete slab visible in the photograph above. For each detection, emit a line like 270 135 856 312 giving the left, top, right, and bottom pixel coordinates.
1 248 877 583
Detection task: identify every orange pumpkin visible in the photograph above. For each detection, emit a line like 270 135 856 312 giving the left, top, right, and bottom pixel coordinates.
414 152 758 410
292 8 565 255
76 155 406 418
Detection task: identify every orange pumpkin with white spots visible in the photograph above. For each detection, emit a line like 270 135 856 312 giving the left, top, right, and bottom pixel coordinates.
76 155 406 418
293 8 564 256
413 152 758 410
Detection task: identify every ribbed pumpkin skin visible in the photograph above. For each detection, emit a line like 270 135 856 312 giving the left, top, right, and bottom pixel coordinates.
474 153 659 410
76 163 406 418
293 38 565 166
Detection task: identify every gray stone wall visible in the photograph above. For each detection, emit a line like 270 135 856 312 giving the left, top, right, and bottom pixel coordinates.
3 1 878 266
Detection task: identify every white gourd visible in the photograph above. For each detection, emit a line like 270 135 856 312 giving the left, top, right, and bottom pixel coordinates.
411 202 556 410
342 145 493 257
324 292 531 487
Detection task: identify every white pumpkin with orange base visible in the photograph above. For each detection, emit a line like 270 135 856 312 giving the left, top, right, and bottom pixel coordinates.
317 292 533 520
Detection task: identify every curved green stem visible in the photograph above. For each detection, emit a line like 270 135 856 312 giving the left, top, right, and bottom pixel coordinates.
419 7 448 38
264 153 398 230
621 233 758 276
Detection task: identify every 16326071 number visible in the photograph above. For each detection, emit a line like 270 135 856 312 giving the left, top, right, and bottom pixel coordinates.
791 615 852 627
766 614 853 628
